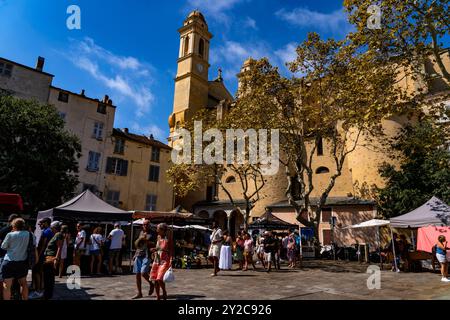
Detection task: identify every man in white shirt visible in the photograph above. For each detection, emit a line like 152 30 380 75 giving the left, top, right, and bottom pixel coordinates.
108 223 125 275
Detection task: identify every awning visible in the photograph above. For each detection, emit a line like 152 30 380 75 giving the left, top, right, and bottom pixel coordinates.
249 210 299 230
131 210 208 225
37 190 132 222
132 219 211 231
0 193 24 213
390 197 450 228
342 219 390 229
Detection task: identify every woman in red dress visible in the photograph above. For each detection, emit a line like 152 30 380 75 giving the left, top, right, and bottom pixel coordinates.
150 223 172 300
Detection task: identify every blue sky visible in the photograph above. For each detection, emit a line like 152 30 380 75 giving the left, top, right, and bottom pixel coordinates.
0 0 353 141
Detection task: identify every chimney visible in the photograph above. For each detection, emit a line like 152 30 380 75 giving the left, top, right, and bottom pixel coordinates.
104 95 109 103
123 128 129 134
149 134 154 140
81 89 85 96
36 56 45 72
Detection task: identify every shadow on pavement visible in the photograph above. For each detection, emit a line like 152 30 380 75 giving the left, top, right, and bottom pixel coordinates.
168 294 206 300
52 283 104 300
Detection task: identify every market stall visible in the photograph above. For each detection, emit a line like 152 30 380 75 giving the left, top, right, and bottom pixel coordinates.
130 210 211 269
35 190 132 242
248 210 299 230
389 197 450 271
343 219 391 267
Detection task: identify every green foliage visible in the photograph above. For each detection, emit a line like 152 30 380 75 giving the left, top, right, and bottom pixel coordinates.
344 0 450 82
0 96 81 214
376 119 450 218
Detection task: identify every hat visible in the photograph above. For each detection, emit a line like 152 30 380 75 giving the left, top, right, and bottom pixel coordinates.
114 222 120 227
50 221 62 229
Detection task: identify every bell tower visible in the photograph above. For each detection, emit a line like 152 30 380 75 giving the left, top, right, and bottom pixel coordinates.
169 10 213 146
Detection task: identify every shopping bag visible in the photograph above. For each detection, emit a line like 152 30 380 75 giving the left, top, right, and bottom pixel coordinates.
163 267 175 283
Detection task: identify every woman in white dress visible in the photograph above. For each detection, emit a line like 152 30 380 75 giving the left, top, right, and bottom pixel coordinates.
219 230 233 270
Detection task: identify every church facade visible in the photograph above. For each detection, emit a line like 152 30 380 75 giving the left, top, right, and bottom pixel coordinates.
168 12 450 245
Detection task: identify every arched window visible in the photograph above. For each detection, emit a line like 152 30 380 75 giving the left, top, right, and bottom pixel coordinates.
184 36 190 56
199 38 205 57
316 167 330 174
225 176 236 183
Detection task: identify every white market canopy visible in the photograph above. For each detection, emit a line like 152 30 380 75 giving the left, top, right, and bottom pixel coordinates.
390 197 450 228
131 219 211 231
343 219 390 229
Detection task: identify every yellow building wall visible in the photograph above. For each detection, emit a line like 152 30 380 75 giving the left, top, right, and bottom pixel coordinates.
104 136 174 212
48 88 116 195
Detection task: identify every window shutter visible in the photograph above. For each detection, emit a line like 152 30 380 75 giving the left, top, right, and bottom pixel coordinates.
155 166 160 182
106 157 113 174
121 160 128 176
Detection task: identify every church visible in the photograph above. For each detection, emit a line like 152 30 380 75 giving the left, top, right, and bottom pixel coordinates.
168 11 450 245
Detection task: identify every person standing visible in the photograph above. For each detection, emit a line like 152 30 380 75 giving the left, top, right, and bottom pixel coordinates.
0 218 35 300
219 231 233 271
108 223 125 275
58 225 70 278
29 217 54 300
263 231 277 272
234 231 245 270
256 233 266 269
0 214 19 300
208 222 223 277
132 219 155 299
73 223 87 267
89 227 104 275
282 233 289 261
43 221 63 300
243 232 256 271
436 236 450 282
150 223 173 300
287 232 297 268
274 233 281 270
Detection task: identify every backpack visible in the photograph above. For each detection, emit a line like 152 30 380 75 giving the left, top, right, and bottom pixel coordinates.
27 232 36 268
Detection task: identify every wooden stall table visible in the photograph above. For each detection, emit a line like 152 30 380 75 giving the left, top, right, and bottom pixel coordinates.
407 251 435 272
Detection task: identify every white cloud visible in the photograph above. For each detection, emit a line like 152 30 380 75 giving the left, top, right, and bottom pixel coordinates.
243 17 257 30
67 38 155 118
77 38 143 70
210 40 273 80
275 42 297 65
186 0 247 24
275 7 350 35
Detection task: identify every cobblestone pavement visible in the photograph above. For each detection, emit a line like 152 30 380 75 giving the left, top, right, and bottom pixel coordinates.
47 260 450 300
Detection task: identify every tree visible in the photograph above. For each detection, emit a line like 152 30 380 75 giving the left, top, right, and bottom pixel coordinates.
376 118 450 218
236 33 406 241
167 105 268 231
0 96 81 214
344 0 450 82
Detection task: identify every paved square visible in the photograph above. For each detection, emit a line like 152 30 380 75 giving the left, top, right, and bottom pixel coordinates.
49 261 450 300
